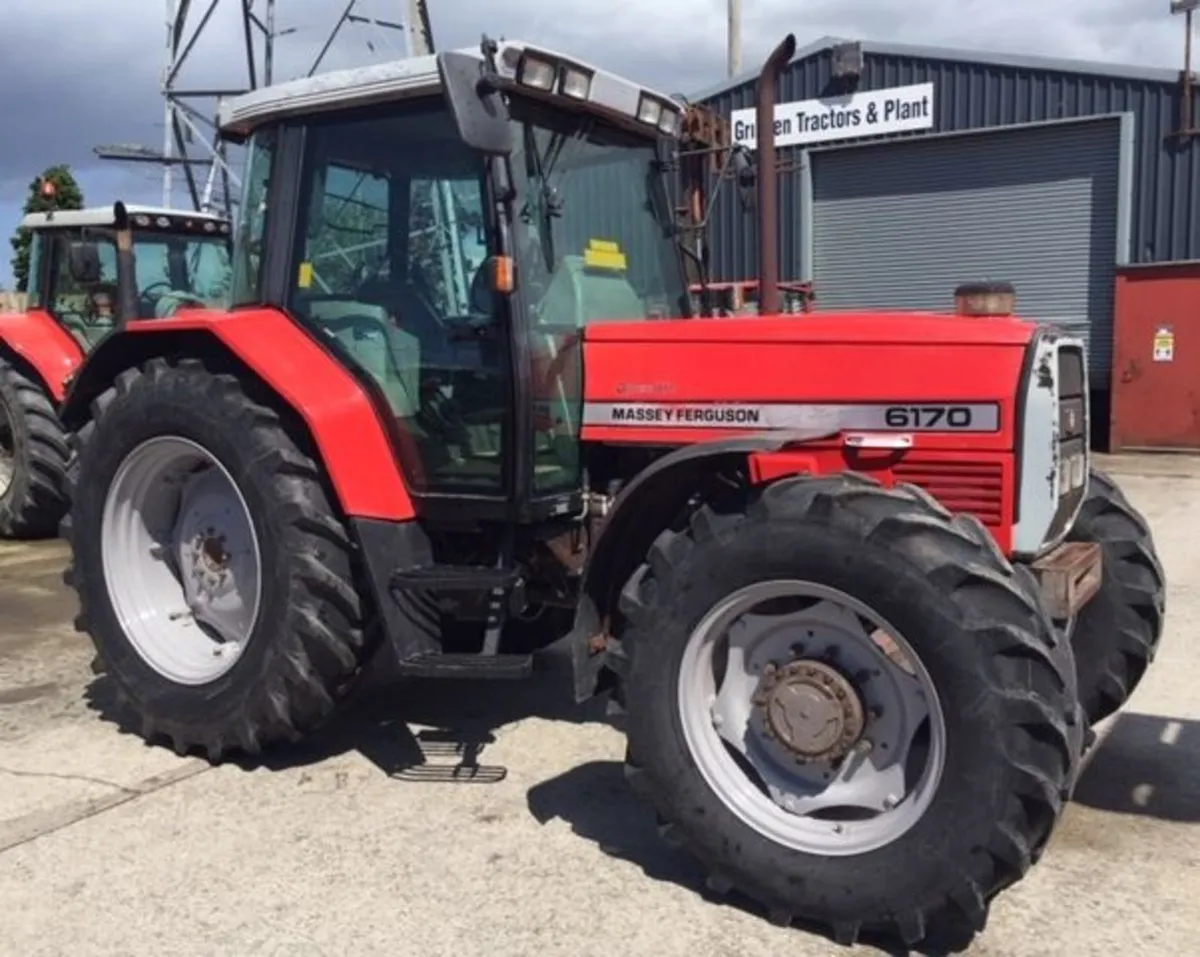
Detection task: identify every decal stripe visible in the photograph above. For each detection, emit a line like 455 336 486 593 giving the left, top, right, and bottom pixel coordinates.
581 402 1001 432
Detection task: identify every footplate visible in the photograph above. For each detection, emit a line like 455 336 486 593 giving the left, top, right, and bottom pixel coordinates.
1030 541 1103 620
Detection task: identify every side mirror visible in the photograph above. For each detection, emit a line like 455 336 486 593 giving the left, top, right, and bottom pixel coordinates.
67 241 102 285
437 51 512 156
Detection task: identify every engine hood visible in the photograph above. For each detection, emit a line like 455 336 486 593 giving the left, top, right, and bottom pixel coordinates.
575 311 1038 453
582 311 1038 347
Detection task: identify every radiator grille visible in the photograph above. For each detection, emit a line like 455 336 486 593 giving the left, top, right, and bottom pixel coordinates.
892 460 1005 525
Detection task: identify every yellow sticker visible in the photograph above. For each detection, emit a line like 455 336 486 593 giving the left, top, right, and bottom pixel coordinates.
297 262 314 288
584 238 627 272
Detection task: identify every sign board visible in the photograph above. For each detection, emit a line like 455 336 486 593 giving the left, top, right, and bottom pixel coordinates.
730 82 936 150
1153 325 1175 362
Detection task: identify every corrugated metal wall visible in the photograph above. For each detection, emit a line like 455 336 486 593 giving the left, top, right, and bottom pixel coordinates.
811 119 1121 378
697 47 1200 282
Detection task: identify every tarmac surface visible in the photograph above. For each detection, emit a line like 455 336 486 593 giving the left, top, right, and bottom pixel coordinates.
0 452 1197 956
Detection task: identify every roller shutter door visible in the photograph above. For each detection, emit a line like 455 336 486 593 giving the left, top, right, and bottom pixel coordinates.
811 120 1121 383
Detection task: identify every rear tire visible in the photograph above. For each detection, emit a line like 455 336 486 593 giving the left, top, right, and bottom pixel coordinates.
613 474 1083 952
0 357 69 539
1065 468 1165 725
64 357 370 760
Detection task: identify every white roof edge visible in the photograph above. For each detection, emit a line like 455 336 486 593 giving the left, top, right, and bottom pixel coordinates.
218 38 686 136
218 49 459 135
690 34 1182 103
21 204 228 231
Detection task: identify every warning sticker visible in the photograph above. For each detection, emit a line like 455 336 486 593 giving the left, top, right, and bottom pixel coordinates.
583 238 627 272
297 261 314 289
1153 325 1175 362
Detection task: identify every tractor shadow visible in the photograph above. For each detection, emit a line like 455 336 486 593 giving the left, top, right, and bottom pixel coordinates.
524 760 917 956
82 637 609 781
1071 710 1200 823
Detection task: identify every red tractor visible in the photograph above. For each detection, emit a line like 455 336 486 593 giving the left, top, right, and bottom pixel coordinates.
0 201 231 538
57 34 1164 951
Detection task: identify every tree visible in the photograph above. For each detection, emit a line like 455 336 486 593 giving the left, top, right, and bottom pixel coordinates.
9 165 85 293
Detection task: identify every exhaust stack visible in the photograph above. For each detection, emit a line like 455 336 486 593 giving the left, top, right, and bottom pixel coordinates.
112 202 139 325
755 33 796 316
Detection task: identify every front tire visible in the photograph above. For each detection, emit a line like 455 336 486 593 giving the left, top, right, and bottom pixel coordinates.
1065 468 1166 725
64 358 370 760
613 474 1083 952
0 357 69 539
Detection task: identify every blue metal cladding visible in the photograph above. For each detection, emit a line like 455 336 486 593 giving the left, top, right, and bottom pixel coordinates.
695 44 1200 282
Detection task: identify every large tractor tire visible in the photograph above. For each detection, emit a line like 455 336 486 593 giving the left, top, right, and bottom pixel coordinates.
0 356 69 539
63 358 371 760
1064 468 1166 725
610 474 1084 953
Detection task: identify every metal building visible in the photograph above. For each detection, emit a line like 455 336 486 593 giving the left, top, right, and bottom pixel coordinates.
691 35 1200 422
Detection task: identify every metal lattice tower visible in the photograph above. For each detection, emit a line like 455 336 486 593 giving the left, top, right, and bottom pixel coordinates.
94 0 433 216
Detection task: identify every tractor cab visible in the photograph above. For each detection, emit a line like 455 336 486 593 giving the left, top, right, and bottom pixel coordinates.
218 39 688 518
18 204 233 350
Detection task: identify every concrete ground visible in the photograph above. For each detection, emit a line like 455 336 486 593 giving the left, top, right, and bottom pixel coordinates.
0 452 1197 957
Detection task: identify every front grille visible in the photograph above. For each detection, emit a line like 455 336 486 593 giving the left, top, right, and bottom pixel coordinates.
1048 344 1088 542
893 459 1005 525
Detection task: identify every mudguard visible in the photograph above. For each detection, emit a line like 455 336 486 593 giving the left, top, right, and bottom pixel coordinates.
568 429 836 702
0 309 85 402
60 308 416 521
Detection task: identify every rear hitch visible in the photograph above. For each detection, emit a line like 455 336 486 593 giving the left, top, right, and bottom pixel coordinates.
1030 541 1103 620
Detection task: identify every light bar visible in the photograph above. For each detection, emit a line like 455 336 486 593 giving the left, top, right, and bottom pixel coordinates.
129 212 232 236
503 42 682 141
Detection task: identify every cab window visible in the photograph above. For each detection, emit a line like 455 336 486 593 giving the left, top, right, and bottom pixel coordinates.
289 100 506 496
49 234 118 349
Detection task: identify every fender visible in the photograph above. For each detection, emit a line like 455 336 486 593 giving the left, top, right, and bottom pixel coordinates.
568 429 836 702
0 309 85 402
61 308 416 521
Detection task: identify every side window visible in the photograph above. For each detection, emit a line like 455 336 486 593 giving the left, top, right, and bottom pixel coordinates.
49 234 118 348
407 177 488 318
25 233 45 308
230 130 275 306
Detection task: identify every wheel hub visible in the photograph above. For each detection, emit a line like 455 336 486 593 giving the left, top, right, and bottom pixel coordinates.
754 660 865 763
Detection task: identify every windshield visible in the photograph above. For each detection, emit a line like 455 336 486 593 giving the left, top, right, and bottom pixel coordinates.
507 99 689 328
131 232 233 315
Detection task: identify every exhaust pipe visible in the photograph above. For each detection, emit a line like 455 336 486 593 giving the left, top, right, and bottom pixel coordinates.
755 33 796 316
112 202 139 326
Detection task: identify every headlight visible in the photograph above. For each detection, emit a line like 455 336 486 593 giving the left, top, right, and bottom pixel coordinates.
1011 334 1090 557
560 66 593 99
657 107 681 136
637 94 663 126
517 53 556 91
1058 442 1087 495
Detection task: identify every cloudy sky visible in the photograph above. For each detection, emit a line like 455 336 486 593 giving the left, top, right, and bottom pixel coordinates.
0 0 1185 287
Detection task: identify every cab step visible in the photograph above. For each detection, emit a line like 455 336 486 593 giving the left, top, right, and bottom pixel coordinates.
390 565 521 593
391 730 507 785
395 653 534 680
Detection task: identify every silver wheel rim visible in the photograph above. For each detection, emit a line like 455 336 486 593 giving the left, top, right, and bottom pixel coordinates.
677 580 947 857
0 397 15 498
101 435 263 685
